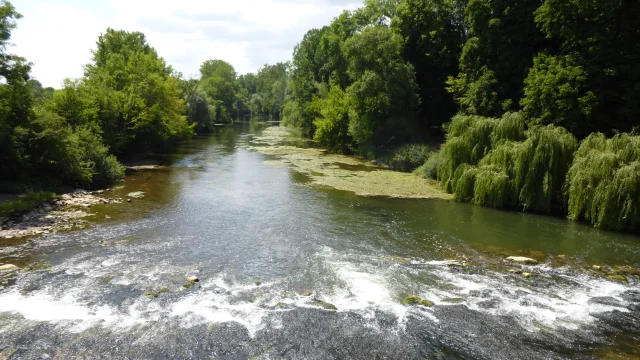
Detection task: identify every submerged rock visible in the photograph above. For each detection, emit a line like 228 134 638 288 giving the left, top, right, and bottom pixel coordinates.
144 291 159 298
402 296 434 307
506 256 538 265
521 272 533 278
313 300 338 311
300 290 313 297
126 191 146 199
607 274 628 284
0 264 19 271
421 299 435 307
187 275 199 283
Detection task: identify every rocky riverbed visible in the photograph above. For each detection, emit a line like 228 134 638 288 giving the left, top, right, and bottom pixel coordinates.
0 190 122 239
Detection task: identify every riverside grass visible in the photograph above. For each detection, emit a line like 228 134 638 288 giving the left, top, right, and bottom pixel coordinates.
566 133 640 231
248 127 451 200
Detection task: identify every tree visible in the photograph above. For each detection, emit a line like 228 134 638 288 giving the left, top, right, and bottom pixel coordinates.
448 0 548 117
199 59 238 122
344 26 421 155
392 0 467 131
0 1 33 180
522 0 640 137
83 28 193 154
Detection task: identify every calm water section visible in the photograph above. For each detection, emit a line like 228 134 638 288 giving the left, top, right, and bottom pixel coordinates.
0 122 638 359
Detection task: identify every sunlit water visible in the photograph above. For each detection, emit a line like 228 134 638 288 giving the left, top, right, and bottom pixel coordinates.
1 122 638 359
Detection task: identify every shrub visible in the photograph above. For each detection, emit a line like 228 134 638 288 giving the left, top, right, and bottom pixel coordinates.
0 191 56 217
388 144 432 172
415 149 444 179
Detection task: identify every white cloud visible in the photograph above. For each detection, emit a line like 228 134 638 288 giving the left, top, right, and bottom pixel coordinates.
10 0 361 88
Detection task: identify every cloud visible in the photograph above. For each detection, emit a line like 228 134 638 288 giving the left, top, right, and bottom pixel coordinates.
10 0 362 88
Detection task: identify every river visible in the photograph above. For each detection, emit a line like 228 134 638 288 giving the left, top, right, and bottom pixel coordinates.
0 122 638 359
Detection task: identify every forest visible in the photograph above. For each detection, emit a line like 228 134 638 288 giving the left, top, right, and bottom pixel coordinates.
1 0 639 231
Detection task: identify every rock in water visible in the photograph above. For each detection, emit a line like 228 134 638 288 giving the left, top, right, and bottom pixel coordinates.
402 296 434 307
506 256 538 265
187 275 199 283
607 274 628 284
126 191 145 199
0 264 19 271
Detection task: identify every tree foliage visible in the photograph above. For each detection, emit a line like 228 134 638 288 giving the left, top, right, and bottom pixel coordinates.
566 133 640 231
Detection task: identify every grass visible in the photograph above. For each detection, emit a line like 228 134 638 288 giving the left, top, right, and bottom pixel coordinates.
249 127 451 200
0 191 56 217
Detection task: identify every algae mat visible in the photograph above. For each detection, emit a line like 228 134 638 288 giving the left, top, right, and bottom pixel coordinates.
248 127 451 200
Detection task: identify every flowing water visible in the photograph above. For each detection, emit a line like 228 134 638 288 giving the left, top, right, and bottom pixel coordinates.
0 122 639 359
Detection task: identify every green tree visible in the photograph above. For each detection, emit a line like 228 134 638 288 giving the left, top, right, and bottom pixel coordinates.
0 0 32 180
344 25 421 155
313 85 352 152
199 59 238 122
83 28 193 154
448 0 548 117
393 0 467 131
522 0 640 137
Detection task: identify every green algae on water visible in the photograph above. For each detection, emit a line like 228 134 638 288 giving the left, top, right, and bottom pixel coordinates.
249 127 451 200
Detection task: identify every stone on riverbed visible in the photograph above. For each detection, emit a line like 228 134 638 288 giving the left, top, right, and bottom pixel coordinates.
187 275 199 283
126 191 146 199
506 256 538 265
300 290 313 297
0 264 19 271
607 274 628 284
402 296 434 307
313 300 337 310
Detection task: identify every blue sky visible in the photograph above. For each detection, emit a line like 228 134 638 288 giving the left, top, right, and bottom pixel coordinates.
11 0 362 88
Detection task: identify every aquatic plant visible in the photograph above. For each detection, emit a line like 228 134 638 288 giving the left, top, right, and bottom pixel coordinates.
565 133 640 231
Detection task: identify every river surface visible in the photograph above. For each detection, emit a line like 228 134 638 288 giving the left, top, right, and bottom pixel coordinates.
0 122 639 359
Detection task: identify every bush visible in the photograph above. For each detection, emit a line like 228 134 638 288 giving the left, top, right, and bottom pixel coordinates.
415 149 444 179
388 144 432 172
28 108 125 187
565 133 640 231
0 191 56 217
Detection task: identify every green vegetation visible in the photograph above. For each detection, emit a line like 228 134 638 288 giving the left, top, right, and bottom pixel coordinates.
2 0 639 232
0 191 55 217
402 295 433 307
275 0 639 232
1 1 290 193
565 134 640 231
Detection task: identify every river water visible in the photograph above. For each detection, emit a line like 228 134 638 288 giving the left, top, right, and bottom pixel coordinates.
0 122 639 359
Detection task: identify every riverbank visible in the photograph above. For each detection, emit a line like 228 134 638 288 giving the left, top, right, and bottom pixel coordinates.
0 190 123 239
247 126 451 200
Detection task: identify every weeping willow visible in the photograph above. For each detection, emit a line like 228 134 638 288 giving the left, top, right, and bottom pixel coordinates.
491 111 526 146
566 133 640 231
439 112 528 193
514 125 578 213
438 114 498 191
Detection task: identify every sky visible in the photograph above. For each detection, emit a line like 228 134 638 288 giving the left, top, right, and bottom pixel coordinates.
10 0 362 88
